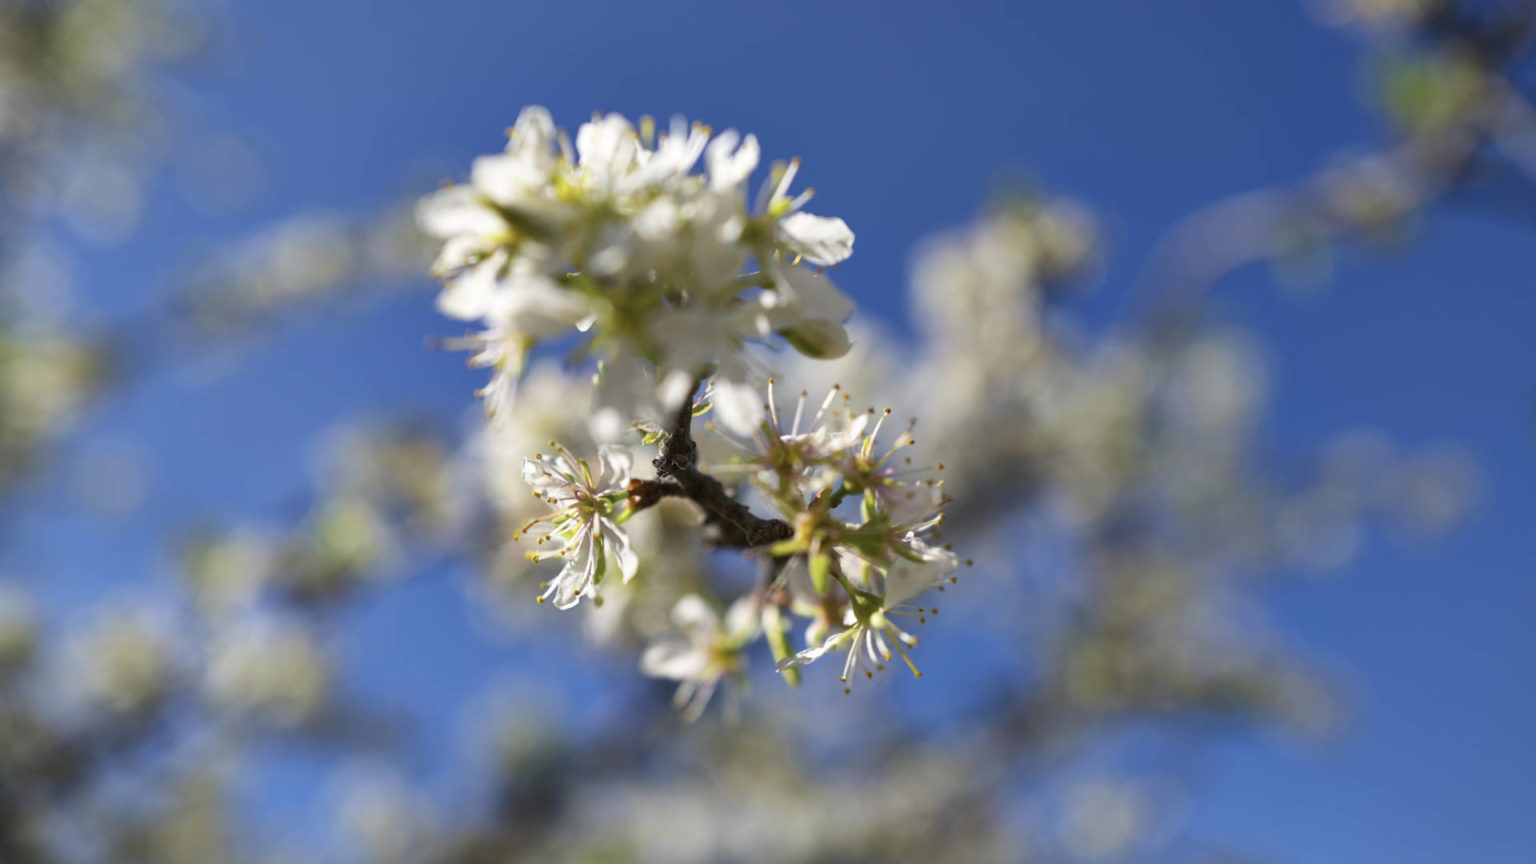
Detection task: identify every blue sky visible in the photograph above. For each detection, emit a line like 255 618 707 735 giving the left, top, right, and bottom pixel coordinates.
29 0 1536 860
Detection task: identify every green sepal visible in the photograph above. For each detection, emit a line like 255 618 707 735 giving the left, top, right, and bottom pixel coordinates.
809 548 831 596
763 605 800 688
768 538 806 557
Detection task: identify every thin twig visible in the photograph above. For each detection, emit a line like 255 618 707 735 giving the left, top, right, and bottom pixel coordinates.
629 382 794 549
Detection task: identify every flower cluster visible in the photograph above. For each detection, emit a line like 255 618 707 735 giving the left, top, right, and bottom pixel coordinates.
419 107 857 441
512 381 961 717
725 384 964 690
429 110 964 720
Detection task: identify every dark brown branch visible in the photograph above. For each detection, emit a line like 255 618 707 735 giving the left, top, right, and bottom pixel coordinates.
628 383 794 549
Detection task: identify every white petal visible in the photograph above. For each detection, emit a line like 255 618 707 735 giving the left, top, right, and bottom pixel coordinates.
551 531 595 609
478 362 522 422
507 105 556 156
416 186 505 238
576 114 640 183
435 253 504 321
429 234 489 277
590 352 650 443
777 212 854 266
706 130 760 190
471 153 548 207
710 370 764 437
773 265 855 322
600 518 638 584
633 197 681 246
596 446 633 490
487 273 589 338
723 596 760 641
670 594 720 634
587 223 632 276
779 318 852 360
656 369 696 413
641 117 709 183
775 629 848 672
881 482 945 526
640 638 706 680
882 555 956 606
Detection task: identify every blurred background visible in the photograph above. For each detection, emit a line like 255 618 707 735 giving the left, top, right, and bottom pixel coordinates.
0 0 1532 861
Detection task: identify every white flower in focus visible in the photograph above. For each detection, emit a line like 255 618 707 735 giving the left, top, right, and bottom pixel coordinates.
709 382 866 501
776 554 955 690
519 444 637 608
836 406 950 529
640 593 759 722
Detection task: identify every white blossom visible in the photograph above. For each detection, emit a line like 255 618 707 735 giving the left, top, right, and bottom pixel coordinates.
519 444 637 608
640 594 759 722
776 555 957 689
419 107 858 437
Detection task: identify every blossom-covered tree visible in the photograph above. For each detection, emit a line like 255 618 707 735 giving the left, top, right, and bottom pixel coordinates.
0 1 1517 861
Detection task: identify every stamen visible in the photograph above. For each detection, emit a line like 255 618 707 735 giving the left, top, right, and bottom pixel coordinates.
888 635 923 678
773 158 801 205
